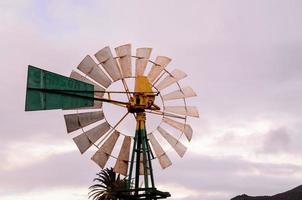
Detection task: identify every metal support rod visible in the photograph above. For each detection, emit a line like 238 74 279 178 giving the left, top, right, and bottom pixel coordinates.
134 121 142 196
128 131 137 189
145 131 155 189
141 127 149 189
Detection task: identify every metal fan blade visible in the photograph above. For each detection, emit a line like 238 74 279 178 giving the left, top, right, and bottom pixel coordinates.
135 48 152 76
157 126 187 157
148 133 172 169
91 131 120 168
73 122 110 154
165 106 199 118
64 111 104 133
156 69 187 91
115 44 132 78
163 117 193 141
73 133 92 154
70 70 105 98
147 56 172 83
77 55 112 88
162 86 197 101
114 136 131 176
86 121 111 143
95 46 122 81
100 130 120 154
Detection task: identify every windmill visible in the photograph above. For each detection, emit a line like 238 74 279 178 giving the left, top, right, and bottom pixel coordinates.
25 44 199 199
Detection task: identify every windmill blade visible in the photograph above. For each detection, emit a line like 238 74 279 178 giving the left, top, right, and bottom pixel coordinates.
70 70 105 98
95 46 122 81
156 69 187 91
73 121 111 154
64 111 105 133
77 55 112 88
114 136 131 176
135 48 152 76
115 44 132 78
91 131 120 168
163 117 193 141
165 106 199 118
87 121 111 143
157 126 187 157
73 133 92 154
162 86 197 101
147 56 171 83
148 133 172 169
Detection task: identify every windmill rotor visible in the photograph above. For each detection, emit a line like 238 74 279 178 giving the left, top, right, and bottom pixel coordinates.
25 43 199 200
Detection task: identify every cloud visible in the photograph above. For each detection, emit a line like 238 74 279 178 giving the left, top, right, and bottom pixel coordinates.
0 187 88 200
259 127 291 154
0 151 98 194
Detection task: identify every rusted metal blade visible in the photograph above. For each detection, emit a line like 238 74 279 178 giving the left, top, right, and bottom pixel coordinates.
162 86 196 101
113 136 131 176
165 106 199 118
148 133 172 169
77 55 112 88
95 46 122 81
156 69 187 91
147 56 171 83
64 111 104 133
115 44 132 78
157 126 187 157
91 131 120 168
135 48 152 76
163 117 193 141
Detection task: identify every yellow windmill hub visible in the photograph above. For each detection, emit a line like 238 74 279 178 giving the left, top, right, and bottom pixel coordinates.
127 76 159 113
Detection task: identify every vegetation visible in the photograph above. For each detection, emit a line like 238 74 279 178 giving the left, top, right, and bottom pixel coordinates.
89 168 128 200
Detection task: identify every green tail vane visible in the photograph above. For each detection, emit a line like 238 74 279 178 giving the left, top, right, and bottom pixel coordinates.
25 65 94 111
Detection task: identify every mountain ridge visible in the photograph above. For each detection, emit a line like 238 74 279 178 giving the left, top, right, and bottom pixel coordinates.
231 185 302 200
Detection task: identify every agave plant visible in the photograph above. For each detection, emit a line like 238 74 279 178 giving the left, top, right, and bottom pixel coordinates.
89 168 128 200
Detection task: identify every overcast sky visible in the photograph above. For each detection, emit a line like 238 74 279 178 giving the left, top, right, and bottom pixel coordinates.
1 1 302 200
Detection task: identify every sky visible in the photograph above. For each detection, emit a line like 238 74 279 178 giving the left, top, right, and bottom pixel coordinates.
1 0 302 200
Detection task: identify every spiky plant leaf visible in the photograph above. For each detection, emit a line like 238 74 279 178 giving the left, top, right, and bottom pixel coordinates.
88 168 128 200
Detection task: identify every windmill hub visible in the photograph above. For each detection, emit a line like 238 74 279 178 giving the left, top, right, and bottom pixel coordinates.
127 92 160 113
127 75 160 113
